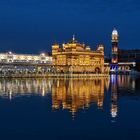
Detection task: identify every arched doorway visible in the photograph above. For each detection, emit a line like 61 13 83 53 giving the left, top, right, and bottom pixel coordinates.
95 67 101 74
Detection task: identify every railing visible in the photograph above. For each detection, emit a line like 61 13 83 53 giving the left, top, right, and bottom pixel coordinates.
0 73 109 78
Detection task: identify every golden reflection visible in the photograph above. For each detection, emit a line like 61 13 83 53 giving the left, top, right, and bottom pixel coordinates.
0 76 136 118
52 78 109 116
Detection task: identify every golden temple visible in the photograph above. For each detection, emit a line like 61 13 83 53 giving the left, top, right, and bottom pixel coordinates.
52 36 105 74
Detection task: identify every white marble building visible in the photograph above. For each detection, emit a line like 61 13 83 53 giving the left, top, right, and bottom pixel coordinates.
0 51 52 64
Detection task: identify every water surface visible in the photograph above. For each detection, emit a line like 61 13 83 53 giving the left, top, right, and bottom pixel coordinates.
0 75 140 140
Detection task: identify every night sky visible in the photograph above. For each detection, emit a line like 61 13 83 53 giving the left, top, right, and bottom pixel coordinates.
0 0 140 56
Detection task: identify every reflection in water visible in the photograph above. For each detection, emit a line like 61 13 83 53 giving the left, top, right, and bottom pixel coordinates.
52 78 109 117
0 75 137 118
110 75 136 119
0 79 52 99
111 75 118 118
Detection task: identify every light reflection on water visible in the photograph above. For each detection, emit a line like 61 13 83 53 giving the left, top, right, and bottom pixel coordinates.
0 75 138 119
0 75 140 139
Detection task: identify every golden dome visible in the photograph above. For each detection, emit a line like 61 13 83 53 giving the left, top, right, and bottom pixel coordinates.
52 43 59 49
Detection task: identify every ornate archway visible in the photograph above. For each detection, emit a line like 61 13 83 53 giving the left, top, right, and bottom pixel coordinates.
95 67 101 74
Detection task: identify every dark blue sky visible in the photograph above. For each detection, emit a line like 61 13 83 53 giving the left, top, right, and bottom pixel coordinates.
0 0 140 56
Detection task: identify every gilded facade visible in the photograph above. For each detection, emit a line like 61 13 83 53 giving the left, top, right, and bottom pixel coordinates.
52 36 105 73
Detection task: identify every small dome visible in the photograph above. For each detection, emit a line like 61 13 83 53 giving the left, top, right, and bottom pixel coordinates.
86 46 91 51
40 53 46 56
52 43 59 49
112 28 118 36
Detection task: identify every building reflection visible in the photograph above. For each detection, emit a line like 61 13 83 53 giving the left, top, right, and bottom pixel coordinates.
110 75 118 118
117 75 136 91
0 79 52 99
110 75 136 119
52 78 109 116
0 76 137 118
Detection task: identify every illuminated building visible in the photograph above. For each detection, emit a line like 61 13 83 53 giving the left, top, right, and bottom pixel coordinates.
111 29 119 64
0 52 52 64
0 52 52 74
110 29 119 72
52 36 105 74
109 29 136 73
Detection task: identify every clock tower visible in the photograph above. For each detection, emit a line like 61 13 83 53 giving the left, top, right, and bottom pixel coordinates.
111 29 119 64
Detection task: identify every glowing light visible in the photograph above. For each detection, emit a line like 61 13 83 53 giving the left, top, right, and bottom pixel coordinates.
112 28 118 36
111 108 117 118
41 53 45 56
8 51 12 54
72 34 75 41
9 90 12 100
